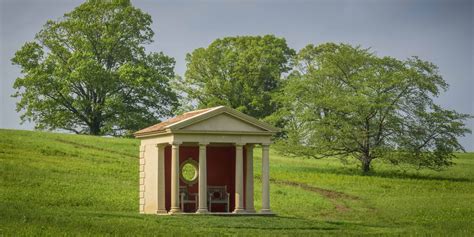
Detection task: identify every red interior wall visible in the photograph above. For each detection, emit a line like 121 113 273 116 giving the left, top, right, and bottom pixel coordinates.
207 146 235 212
163 145 247 213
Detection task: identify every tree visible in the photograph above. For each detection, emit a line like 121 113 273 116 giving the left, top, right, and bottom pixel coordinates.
178 35 295 119
273 43 471 173
11 0 178 136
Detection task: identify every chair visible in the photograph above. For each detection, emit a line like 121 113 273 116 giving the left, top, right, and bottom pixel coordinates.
208 185 230 212
180 186 198 212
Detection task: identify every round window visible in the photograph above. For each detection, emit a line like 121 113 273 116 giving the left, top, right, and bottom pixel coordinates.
180 158 198 185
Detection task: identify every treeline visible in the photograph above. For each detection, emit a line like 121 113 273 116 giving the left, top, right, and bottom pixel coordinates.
11 0 471 172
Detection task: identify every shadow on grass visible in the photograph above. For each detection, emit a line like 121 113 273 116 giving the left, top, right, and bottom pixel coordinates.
211 225 340 231
72 210 146 220
284 165 471 183
52 210 397 234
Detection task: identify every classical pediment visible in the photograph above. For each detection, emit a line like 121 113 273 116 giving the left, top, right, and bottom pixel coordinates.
134 106 278 137
178 113 267 132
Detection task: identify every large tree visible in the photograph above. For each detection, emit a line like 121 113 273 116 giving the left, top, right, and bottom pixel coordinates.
11 0 178 136
179 35 295 119
273 43 471 173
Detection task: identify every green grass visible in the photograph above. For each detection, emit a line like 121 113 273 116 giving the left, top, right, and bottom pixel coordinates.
1 129 473 236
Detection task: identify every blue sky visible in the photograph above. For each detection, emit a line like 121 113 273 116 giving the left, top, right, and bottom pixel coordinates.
1 0 472 150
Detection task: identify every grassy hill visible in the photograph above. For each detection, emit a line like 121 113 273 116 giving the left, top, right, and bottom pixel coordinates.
1 129 473 236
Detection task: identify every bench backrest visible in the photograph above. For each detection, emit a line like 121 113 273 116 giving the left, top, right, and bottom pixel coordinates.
179 186 192 199
208 185 228 200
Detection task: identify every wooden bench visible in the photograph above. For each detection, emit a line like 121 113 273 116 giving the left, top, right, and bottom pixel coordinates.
180 186 198 212
208 185 230 212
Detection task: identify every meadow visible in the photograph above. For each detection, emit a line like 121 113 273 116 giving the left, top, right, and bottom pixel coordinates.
1 129 473 236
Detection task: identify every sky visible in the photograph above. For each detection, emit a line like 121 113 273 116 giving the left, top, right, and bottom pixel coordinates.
0 0 473 150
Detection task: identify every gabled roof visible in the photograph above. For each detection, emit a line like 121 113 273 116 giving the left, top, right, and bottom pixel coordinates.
134 107 215 135
134 106 279 138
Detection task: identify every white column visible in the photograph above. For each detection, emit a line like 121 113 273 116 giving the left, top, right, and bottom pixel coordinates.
245 144 255 213
156 144 167 214
233 143 246 213
169 141 182 214
261 143 272 214
196 142 209 213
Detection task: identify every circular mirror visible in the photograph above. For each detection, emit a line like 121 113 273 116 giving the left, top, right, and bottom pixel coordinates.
182 163 197 181
180 158 198 185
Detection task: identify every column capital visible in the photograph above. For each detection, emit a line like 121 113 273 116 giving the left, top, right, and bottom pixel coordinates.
171 141 182 146
246 144 255 149
234 142 246 147
198 142 210 146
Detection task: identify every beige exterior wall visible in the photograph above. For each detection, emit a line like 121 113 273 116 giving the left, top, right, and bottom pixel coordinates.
143 144 159 214
140 137 172 214
139 134 173 146
139 145 145 213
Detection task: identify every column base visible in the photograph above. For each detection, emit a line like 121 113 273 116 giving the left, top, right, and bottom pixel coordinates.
168 208 182 214
245 209 256 213
196 208 209 214
156 209 168 215
232 208 247 214
259 209 273 214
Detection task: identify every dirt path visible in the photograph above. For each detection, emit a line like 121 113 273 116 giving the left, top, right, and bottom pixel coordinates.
270 178 359 212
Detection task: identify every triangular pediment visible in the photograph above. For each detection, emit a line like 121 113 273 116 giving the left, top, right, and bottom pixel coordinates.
134 106 279 137
168 106 278 133
179 113 267 132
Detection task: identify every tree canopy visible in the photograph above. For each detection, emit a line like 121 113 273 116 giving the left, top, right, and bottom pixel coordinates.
10 0 470 172
178 35 295 119
272 43 471 173
11 0 178 136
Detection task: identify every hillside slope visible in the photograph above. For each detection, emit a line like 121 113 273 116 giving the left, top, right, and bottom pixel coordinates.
1 129 473 236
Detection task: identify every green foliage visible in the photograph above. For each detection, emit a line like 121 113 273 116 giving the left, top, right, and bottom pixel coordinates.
1 129 473 235
179 35 295 119
273 43 471 173
11 0 178 136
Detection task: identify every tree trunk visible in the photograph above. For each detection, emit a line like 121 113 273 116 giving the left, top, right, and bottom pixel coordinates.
361 155 372 173
89 120 101 135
